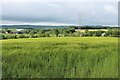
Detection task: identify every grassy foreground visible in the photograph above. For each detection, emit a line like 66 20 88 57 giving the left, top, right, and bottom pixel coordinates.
2 37 118 78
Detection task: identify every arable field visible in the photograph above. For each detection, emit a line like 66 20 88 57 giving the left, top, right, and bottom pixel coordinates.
2 37 118 78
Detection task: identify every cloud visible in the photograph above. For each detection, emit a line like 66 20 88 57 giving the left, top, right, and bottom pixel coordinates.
1 2 118 25
1 0 119 2
104 5 117 13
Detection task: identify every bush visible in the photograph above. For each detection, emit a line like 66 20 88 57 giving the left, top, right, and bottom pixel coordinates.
112 30 119 37
45 33 50 37
24 34 31 38
34 34 39 38
29 34 36 38
17 34 25 38
6 34 17 39
93 31 102 37
1 34 7 39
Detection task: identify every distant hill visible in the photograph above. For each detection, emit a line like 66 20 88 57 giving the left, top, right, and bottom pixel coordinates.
1 25 69 29
0 24 118 29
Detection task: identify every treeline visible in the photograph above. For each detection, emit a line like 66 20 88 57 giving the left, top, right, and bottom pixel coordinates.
1 28 120 39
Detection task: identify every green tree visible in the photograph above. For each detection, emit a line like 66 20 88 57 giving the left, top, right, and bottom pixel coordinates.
52 29 59 37
93 31 102 37
7 30 12 33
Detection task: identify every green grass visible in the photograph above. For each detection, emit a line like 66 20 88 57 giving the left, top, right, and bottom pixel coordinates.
2 37 118 78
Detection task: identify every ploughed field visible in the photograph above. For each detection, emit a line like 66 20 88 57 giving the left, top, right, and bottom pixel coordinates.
2 37 118 78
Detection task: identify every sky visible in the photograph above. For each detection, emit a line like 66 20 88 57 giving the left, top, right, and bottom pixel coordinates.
0 0 119 26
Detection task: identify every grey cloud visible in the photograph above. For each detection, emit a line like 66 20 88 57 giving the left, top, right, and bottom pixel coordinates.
2 2 118 25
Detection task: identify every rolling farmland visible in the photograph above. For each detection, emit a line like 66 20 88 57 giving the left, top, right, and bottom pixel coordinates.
2 37 118 78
